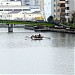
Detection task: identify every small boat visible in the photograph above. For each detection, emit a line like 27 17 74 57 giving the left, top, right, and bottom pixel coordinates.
31 34 43 40
31 37 43 40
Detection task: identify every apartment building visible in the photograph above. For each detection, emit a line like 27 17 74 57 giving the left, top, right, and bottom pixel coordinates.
54 0 75 22
54 0 65 21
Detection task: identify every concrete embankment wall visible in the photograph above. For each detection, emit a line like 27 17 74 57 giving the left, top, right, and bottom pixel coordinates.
35 28 75 34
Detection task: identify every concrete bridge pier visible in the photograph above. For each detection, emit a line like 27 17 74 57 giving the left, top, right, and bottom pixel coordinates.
7 24 13 32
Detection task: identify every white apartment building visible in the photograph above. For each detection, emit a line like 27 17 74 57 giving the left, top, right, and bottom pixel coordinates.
0 0 44 21
54 0 65 21
54 0 75 22
65 0 75 22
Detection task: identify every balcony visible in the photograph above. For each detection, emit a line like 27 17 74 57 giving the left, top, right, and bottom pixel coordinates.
61 9 65 12
60 4 65 7
57 3 65 7
58 1 65 4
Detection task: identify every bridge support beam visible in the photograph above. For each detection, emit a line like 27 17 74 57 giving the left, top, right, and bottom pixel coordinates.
7 24 13 32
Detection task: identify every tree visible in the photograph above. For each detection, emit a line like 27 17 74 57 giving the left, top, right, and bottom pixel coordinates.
47 16 53 22
71 12 75 24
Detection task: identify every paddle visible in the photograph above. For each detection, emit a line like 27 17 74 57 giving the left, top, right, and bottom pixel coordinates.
24 36 31 40
43 36 51 39
25 36 31 38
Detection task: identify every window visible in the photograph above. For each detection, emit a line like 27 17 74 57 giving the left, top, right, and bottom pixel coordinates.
54 15 56 17
25 4 30 5
61 9 65 12
14 9 22 11
65 13 69 16
65 1 69 4
0 9 3 11
4 9 12 11
65 7 69 10
54 4 56 7
6 3 9 4
25 0 30 2
57 9 60 12
54 9 56 12
60 3 65 7
23 9 30 11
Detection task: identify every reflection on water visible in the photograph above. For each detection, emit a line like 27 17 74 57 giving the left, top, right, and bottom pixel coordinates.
0 28 74 74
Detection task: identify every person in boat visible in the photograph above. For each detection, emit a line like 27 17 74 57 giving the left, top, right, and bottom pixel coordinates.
31 34 42 39
34 35 38 38
38 34 42 38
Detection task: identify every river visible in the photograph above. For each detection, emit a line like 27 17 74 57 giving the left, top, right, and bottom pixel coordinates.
0 28 74 75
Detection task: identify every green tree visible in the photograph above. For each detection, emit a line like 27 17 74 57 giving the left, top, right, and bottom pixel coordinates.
71 12 75 24
47 16 53 22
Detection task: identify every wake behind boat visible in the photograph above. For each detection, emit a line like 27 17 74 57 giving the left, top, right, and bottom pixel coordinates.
31 34 43 40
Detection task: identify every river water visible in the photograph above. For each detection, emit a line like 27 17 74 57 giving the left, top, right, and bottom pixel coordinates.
0 28 74 75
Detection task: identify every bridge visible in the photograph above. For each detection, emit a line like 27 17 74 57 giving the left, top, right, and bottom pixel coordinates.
0 19 53 32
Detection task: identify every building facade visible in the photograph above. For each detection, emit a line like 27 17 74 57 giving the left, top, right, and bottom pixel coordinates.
0 0 54 21
0 0 44 20
54 0 75 22
54 0 65 21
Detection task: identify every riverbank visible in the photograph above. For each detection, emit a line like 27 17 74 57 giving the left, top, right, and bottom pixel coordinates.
34 28 75 34
24 25 75 34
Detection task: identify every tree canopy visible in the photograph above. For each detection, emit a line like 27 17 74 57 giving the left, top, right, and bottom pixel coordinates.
47 16 53 22
71 12 75 24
